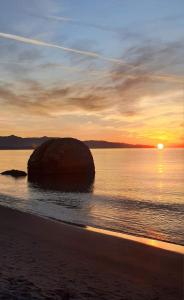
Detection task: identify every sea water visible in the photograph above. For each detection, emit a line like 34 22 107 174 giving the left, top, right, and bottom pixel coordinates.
0 148 183 245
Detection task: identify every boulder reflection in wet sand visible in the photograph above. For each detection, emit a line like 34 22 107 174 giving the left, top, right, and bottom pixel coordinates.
28 137 95 192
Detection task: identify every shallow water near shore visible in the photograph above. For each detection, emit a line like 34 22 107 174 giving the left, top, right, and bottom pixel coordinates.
0 148 183 245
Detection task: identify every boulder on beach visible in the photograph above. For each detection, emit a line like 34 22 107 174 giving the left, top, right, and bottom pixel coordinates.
27 138 95 182
1 169 27 177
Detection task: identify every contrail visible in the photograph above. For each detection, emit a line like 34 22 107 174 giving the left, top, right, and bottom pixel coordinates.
47 15 118 34
0 32 130 66
29 12 118 34
0 33 183 84
49 16 73 22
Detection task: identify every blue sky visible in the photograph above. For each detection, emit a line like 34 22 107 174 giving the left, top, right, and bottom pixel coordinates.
0 0 184 145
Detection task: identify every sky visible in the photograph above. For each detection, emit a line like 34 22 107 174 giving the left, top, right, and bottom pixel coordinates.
0 0 184 146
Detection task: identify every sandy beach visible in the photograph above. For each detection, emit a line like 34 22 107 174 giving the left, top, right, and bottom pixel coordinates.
0 204 183 300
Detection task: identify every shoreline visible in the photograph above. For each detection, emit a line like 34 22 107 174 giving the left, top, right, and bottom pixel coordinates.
0 203 183 299
1 202 184 252
48 216 184 254
0 147 183 150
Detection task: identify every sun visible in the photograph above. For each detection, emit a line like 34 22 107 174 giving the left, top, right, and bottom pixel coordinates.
157 143 164 150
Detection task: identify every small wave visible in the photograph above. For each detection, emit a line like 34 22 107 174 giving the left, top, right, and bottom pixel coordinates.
0 191 183 245
91 194 184 213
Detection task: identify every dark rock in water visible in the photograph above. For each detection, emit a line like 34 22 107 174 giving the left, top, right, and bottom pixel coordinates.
1 169 27 177
28 138 95 190
29 175 94 193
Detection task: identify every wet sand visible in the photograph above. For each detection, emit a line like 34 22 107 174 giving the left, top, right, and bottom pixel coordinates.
0 204 183 299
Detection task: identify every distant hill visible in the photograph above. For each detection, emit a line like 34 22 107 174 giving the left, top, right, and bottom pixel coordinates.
84 140 154 149
0 135 154 149
0 135 49 150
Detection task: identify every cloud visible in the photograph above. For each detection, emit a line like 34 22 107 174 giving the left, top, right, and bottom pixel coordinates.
66 95 109 111
0 32 183 124
17 48 42 62
0 72 182 120
0 81 112 116
95 38 184 118
111 38 184 100
128 40 183 66
0 32 183 85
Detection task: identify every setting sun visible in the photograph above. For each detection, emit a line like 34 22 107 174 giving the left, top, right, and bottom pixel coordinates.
157 143 164 150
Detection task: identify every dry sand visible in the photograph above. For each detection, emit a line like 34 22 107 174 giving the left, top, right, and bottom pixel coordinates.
0 204 183 300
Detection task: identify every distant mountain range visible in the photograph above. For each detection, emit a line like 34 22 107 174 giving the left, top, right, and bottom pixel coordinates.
0 135 154 149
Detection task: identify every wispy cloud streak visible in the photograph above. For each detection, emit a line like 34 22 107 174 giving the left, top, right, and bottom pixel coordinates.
0 32 129 66
47 15 118 34
0 33 183 84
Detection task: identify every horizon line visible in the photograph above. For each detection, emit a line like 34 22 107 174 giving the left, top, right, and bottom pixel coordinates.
0 134 183 148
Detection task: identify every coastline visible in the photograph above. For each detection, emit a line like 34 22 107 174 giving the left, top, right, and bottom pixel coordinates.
48 217 184 254
0 204 183 299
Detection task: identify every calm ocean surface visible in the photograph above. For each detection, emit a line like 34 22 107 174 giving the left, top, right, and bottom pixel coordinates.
0 149 183 245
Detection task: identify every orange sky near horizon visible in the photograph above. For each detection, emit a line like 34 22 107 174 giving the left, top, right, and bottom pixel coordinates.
0 0 184 147
1 79 183 146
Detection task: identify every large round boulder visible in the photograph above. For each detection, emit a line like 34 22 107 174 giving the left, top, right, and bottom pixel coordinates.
28 138 95 182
